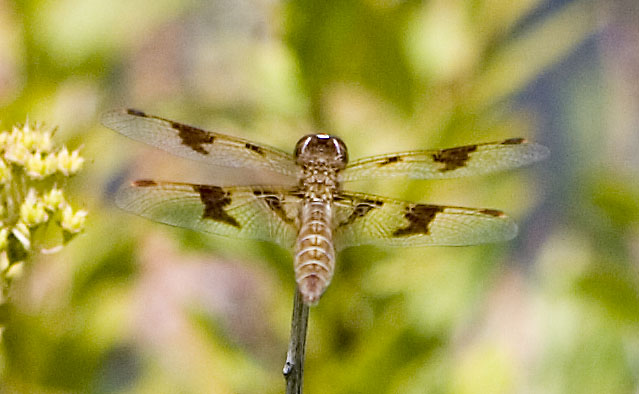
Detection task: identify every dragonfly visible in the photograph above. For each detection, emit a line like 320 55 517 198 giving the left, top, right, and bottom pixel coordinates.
101 109 549 305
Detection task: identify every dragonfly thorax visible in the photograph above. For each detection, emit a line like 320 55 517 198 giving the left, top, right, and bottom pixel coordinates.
294 134 348 170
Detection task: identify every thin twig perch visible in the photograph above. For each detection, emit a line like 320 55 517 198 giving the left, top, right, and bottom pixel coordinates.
283 287 310 394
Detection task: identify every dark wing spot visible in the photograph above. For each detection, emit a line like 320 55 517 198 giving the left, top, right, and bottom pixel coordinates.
290 188 305 198
340 202 379 226
132 179 157 187
245 143 265 156
502 138 526 145
479 208 505 217
254 189 278 197
263 196 281 210
379 156 401 166
194 185 239 228
262 195 295 224
171 122 215 155
362 198 384 207
127 109 147 117
393 204 443 236
432 145 478 172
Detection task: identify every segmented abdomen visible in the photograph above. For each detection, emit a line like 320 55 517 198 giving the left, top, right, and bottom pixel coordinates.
294 201 335 305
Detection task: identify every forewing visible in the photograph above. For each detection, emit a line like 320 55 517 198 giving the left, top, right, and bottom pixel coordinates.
116 181 301 248
333 192 518 250
340 138 549 182
101 109 299 177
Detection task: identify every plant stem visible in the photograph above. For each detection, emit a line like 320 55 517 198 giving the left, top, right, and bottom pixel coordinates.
283 287 309 394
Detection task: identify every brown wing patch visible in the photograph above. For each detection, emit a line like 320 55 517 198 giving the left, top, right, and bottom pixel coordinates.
253 189 296 223
365 198 384 207
337 197 384 227
127 109 147 117
378 156 401 166
479 208 505 217
502 138 526 145
194 185 239 227
341 203 375 226
265 195 295 224
393 204 443 236
432 145 478 172
245 143 265 156
170 122 215 155
132 179 158 187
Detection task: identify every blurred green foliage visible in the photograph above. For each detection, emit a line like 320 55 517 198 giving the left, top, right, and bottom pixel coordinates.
0 0 638 393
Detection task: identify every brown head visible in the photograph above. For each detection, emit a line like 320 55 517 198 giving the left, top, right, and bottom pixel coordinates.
294 134 348 170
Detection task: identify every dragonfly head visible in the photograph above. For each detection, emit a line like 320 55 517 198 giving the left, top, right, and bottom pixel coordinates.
294 134 348 170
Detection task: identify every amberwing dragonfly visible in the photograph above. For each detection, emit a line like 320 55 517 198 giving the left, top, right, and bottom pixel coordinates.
102 109 549 305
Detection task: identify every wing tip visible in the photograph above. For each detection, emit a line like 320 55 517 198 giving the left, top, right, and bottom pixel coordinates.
501 137 550 160
502 219 519 242
485 211 518 243
517 139 550 162
100 108 147 127
534 143 551 161
113 183 135 211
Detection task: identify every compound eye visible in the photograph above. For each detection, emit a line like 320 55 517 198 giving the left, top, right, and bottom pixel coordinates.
294 134 348 168
294 135 314 158
331 138 348 166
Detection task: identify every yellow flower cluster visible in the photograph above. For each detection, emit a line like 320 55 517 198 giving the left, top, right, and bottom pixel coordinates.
0 122 87 293
0 123 83 180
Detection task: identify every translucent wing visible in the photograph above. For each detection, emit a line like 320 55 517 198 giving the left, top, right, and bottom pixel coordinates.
333 192 518 250
116 180 301 248
340 138 549 182
101 109 299 177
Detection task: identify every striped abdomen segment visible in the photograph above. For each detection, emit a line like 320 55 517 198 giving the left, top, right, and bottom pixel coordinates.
294 201 335 305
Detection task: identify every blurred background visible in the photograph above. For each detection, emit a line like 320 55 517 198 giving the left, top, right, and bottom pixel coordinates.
1 0 638 393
